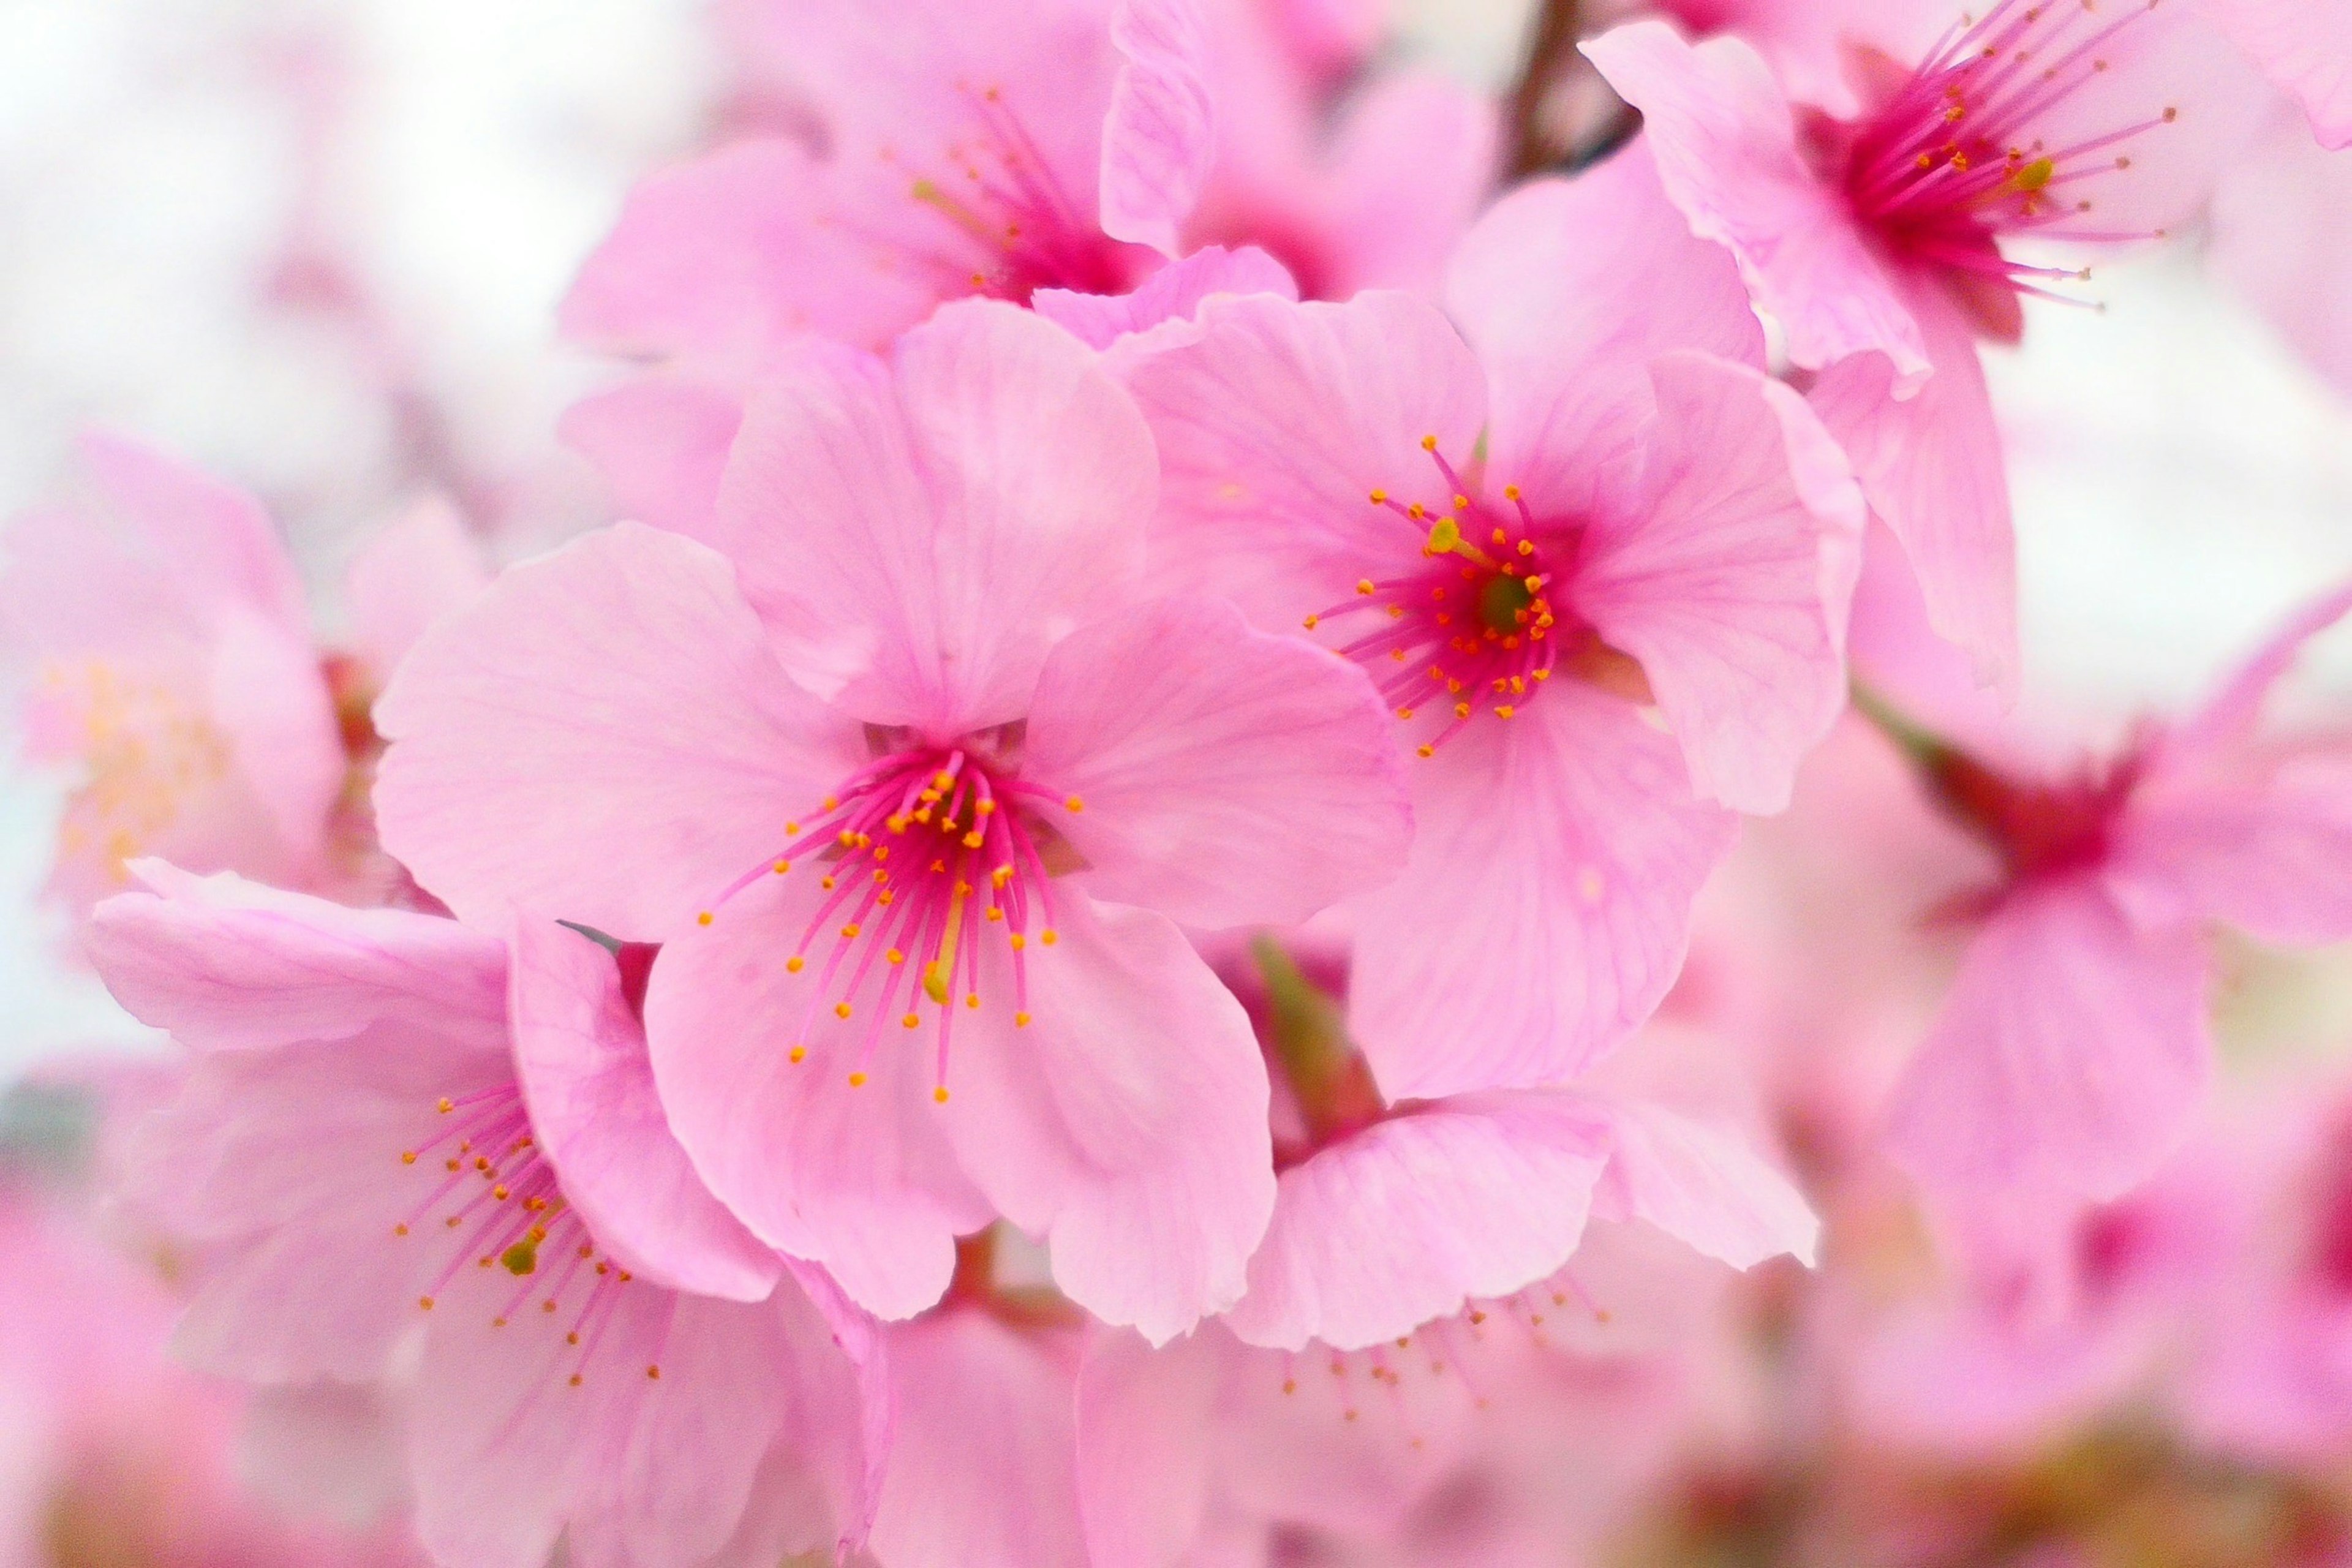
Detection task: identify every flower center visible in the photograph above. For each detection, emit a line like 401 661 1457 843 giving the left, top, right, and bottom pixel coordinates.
1302 437 1584 757
35 658 230 883
393 1080 665 1387
1824 0 2180 304
889 85 1144 304
700 739 1081 1097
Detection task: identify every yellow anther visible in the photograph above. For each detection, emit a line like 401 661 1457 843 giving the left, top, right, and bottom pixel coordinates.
1416 744 1435 758
647 1365 662 1381
933 771 956 790
786 956 805 973
966 993 980 1008
992 865 1012 887
963 830 984 848
834 1002 854 1019
838 829 859 847
789 1045 807 1063
1065 795 1084 812
1454 702 1471 718
1355 579 1376 596
1398 707 1416 720
821 876 837 890
401 1151 417 1165
1041 929 1058 946
784 820 799 835
1368 489 1388 505
976 799 996 816
772 859 791 875
841 922 861 938
1408 502 1426 520
1015 1011 1033 1027
1420 434 1438 451
1010 933 1027 951
1427 516 1462 554
1516 539 1534 557
934 1086 951 1104
888 948 906 965
903 1012 921 1028
437 1098 454 1114
1302 614 1320 630
1496 705 1517 720
2007 155 2056 193
848 1072 868 1088
1453 494 1470 510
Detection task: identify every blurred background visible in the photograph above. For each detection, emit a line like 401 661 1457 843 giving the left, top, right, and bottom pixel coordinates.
2 1 2350 1563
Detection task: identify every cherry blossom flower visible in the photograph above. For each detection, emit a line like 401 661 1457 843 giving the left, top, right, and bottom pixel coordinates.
1585 1 2269 685
1875 581 2352 1215
1123 141 1865 1095
91 865 878 1568
2196 0 2352 148
372 300 1412 1338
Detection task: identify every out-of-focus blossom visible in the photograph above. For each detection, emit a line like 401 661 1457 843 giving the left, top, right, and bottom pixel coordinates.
1586 0 2270 685
374 300 1411 1340
2209 104 2352 405
1126 140 1864 1096
2195 0 2352 148
1877 582 2352 1218
91 866 876 1568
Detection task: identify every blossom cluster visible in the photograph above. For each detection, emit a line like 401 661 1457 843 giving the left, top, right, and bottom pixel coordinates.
6 0 2352 1563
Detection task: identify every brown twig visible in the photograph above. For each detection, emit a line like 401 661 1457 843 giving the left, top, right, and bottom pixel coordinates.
1501 0 1586 178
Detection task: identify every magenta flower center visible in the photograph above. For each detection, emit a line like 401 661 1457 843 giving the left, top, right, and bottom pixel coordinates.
892 85 1143 303
1819 0 2180 302
702 740 1082 1096
393 1080 665 1386
1305 437 1600 756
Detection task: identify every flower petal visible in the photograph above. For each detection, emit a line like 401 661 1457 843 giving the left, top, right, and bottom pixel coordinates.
947 894 1276 1343
1351 684 1740 1098
1099 0 1217 256
1446 138 1766 494
374 522 862 941
1579 351 1864 815
507 915 784 1302
1887 875 2212 1208
2193 0 2352 149
642 868 993 1321
1074 1328 1224 1568
344 497 491 684
1023 594 1411 930
557 377 746 545
1806 269 2019 693
1590 1099 1819 1269
1223 1090 1614 1351
710 300 1158 731
1032 245 1297 351
1581 22 1926 383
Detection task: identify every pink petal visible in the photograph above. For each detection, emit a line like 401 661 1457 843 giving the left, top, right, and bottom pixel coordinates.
204 608 346 869
642 868 994 1321
1099 0 1217 256
1223 1090 1614 1351
507 915 783 1302
1351 684 1740 1099
2210 113 2352 403
2168 578 2352 759
869 1310 1088 1568
1806 268 2019 692
558 138 940 372
1590 1099 1819 1268
1123 289 1488 629
1022 594 1410 930
946 893 1276 1343
1579 351 1864 815
1446 138 1766 493
1309 70 1501 302
2116 758 2352 947
556 378 746 546
374 522 864 940
1074 1329 1224 1568
75 432 310 631
1888 875 2213 1208
1032 244 1297 350
1580 24 1927 384
89 862 507 1051
344 497 491 684
710 301 1158 732
2196 0 2352 149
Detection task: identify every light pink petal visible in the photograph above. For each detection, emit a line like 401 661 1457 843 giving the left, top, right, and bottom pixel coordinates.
1074 1329 1224 1568
947 894 1275 1343
2197 0 2352 149
1445 138 1766 494
1223 1090 1613 1351
205 608 345 865
1581 24 1927 383
869 1310 1088 1568
1351 684 1740 1098
1888 875 2212 1208
1579 352 1863 815
2115 758 2352 947
2209 114 2352 401
1022 594 1409 930
76 432 309 630
88 862 507 1051
643 868 993 1320
1032 245 1297 350
557 378 746 545
1807 269 2018 692
344 497 492 684
1124 289 1487 628
558 138 940 372
1590 1100 1819 1268
1309 70 1500 301
507 915 783 1302
710 301 1158 732
2168 578 2352 758
1100 0 1216 256
374 522 863 940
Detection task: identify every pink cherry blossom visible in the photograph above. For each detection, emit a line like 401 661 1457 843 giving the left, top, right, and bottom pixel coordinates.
1124 141 1864 1095
0 435 346 924
90 864 877 1568
2196 0 2352 148
2209 104 2352 403
1585 3 2270 684
374 300 1411 1338
1882 581 2352 1215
